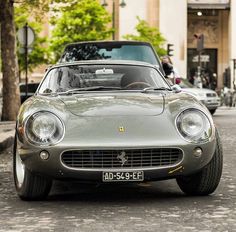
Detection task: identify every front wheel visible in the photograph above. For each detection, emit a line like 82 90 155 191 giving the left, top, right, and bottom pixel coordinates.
13 135 52 200
176 129 223 196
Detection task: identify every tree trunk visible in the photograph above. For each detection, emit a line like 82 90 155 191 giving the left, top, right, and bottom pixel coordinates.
0 0 20 121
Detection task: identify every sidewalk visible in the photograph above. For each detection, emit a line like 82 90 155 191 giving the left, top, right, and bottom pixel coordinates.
0 121 15 152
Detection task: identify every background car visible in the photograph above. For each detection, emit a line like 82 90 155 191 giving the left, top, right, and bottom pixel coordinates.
14 60 222 200
179 78 220 114
19 82 39 103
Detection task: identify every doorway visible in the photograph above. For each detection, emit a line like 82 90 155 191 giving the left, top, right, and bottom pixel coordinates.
187 48 218 90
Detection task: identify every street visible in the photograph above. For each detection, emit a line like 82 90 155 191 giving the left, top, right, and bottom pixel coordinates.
0 107 236 232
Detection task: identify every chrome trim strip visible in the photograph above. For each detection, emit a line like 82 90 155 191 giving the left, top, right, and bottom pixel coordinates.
59 147 184 172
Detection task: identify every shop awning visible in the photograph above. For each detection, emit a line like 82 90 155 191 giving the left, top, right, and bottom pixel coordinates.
188 0 230 9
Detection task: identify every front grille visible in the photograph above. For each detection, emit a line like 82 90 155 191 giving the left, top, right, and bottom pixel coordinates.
206 93 217 97
61 148 183 169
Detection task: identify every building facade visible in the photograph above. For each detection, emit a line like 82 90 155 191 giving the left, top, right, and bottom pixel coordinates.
6 0 235 91
116 0 235 91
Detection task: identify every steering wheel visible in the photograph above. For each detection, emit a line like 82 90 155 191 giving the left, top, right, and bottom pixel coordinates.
124 82 151 89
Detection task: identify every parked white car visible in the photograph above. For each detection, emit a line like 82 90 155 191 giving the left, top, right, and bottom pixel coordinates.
179 78 220 115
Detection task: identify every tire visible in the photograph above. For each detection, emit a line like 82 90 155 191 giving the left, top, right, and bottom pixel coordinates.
209 109 216 115
176 129 223 196
13 135 52 201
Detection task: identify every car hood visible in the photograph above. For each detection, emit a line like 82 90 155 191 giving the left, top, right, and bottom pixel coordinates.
59 92 164 116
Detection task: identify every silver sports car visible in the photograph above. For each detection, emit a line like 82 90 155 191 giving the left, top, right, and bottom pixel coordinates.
14 60 223 200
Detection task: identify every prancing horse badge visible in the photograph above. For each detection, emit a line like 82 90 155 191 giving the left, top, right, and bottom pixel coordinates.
119 126 125 132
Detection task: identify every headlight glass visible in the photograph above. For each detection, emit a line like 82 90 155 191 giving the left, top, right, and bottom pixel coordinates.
176 109 212 143
25 111 64 146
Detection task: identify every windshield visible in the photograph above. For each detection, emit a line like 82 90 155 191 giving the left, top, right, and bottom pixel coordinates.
59 44 159 66
38 64 170 94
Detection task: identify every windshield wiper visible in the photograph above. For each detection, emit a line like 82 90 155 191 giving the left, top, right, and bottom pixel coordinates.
58 86 121 95
38 91 59 97
141 87 172 93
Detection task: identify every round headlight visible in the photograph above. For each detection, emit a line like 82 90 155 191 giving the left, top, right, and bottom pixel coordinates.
25 111 64 146
32 115 56 139
176 109 212 143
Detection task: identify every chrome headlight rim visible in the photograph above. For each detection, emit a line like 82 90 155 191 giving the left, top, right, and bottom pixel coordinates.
24 111 65 147
176 108 213 144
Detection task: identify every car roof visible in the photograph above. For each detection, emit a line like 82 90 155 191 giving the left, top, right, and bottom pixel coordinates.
50 60 157 70
63 40 153 48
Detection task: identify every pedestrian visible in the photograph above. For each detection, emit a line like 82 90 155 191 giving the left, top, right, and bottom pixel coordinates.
194 75 203 88
188 68 195 85
161 55 180 85
232 89 236 107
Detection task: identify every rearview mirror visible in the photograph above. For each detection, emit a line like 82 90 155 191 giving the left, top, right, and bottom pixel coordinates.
95 68 114 75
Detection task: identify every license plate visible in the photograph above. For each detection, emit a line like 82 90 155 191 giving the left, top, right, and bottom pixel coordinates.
103 171 144 182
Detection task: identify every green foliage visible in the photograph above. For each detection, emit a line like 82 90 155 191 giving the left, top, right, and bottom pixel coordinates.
14 6 49 73
49 0 113 61
17 1 50 20
123 17 166 56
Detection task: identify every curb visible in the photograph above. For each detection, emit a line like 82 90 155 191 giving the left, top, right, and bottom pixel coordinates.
0 121 15 152
0 136 14 152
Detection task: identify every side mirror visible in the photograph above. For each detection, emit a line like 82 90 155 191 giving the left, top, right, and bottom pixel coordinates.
171 84 182 93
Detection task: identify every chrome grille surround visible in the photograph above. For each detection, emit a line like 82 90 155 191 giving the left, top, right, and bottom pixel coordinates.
61 148 183 170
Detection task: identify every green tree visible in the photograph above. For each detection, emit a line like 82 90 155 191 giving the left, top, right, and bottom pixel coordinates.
0 0 50 120
0 0 21 120
124 17 166 56
15 6 49 79
50 0 113 61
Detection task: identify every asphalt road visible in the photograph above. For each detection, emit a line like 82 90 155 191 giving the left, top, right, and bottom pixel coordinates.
0 107 236 232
